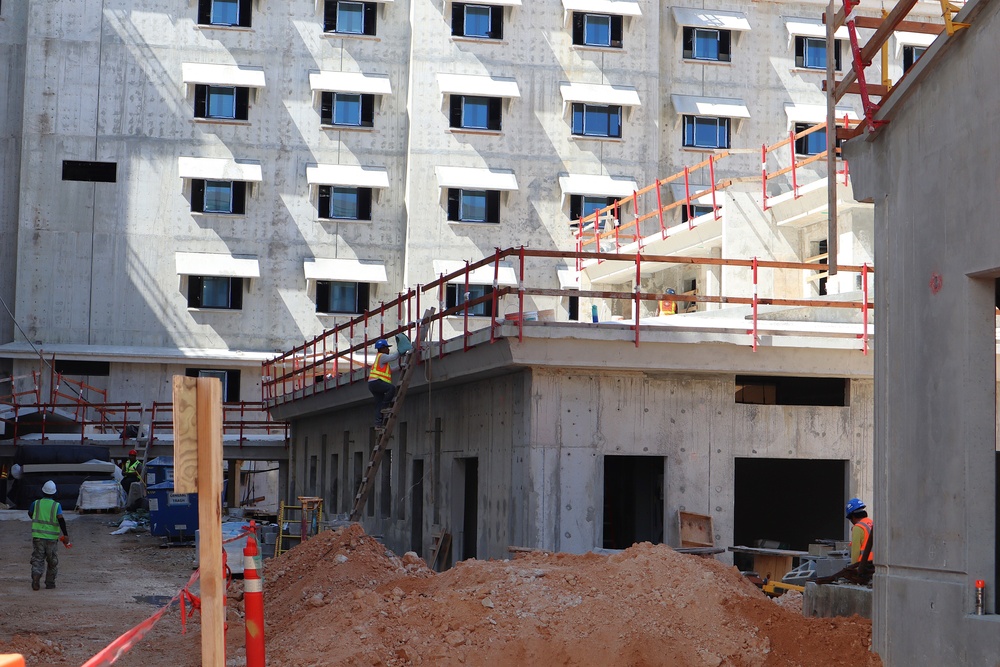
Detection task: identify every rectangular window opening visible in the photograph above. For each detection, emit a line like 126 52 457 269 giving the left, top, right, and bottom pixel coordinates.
603 455 664 549
445 284 496 317
185 368 241 402
62 161 118 183
683 115 731 149
53 360 111 376
316 280 371 315
452 3 502 39
573 12 622 48
186 276 244 311
735 375 848 406
795 36 841 70
571 103 622 138
447 188 501 223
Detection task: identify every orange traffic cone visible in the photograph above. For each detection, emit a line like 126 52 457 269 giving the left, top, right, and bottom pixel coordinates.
243 523 265 667
0 655 25 667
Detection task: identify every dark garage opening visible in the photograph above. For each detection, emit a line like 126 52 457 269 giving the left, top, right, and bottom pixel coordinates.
734 458 846 569
603 455 664 549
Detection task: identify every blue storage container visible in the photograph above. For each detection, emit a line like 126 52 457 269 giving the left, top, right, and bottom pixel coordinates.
147 481 199 539
145 456 175 487
147 480 228 539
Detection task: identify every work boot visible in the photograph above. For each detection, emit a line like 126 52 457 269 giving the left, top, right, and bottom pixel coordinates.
45 582 56 589
31 575 40 591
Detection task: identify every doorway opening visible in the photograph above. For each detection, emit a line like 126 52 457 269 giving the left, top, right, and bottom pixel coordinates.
450 457 479 562
603 455 664 549
412 459 424 555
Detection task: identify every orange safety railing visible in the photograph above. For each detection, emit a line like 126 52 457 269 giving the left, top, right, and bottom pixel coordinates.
762 117 860 211
49 373 109 421
0 401 145 445
263 248 875 405
147 401 290 446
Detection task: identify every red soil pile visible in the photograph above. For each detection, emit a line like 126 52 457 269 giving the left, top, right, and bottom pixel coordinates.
231 524 880 667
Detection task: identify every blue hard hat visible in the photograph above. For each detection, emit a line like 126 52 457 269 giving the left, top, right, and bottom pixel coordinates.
667 288 676 294
375 338 390 351
845 497 866 518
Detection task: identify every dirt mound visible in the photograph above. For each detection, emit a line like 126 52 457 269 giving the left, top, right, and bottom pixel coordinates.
243 526 880 667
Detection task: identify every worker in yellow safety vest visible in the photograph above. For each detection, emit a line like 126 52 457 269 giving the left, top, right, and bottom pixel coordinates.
121 449 142 493
28 480 70 590
846 497 874 563
658 288 677 316
367 338 400 429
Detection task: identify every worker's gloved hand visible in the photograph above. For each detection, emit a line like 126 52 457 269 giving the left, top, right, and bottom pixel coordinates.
59 536 72 548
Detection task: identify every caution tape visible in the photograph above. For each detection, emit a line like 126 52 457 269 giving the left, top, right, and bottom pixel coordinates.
80 523 257 666
80 569 200 667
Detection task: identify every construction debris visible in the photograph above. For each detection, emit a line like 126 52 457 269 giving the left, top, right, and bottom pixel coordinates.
225 524 880 666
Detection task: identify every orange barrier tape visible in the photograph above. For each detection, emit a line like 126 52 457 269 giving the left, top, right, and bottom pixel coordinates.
80 569 200 667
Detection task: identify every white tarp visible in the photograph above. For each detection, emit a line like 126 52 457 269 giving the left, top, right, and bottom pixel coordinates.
178 157 263 182
181 63 266 88
175 252 260 278
433 260 518 286
560 82 641 107
308 71 392 95
670 94 750 118
558 174 638 198
437 74 521 99
305 164 389 188
303 258 388 283
783 17 849 40
561 0 641 17
671 7 751 31
435 166 519 191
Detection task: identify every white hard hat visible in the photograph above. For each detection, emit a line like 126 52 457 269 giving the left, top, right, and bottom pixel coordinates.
42 480 57 495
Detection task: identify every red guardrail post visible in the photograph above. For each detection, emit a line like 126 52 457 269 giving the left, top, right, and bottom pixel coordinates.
463 260 470 352
761 143 768 211
518 246 525 343
861 263 869 355
655 179 665 238
634 253 641 348
789 129 799 199
710 155 720 220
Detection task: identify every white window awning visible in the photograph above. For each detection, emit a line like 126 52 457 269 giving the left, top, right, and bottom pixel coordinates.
178 157 263 182
670 183 717 205
308 71 393 96
561 0 641 16
671 94 750 118
306 164 390 189
559 82 641 107
671 7 750 32
894 31 937 57
558 174 638 198
303 258 388 283
784 17 849 40
181 63 266 88
784 104 860 125
433 260 518 286
437 74 521 99
176 252 260 278
556 268 581 290
435 166 518 191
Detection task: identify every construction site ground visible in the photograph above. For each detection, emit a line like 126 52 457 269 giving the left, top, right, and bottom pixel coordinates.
0 512 881 666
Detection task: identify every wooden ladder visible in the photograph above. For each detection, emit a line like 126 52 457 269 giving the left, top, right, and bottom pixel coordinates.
349 309 434 522
430 531 452 571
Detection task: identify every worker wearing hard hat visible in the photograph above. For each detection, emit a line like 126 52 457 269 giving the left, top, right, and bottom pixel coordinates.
28 480 70 590
658 288 678 317
121 449 142 493
368 338 400 429
846 497 874 563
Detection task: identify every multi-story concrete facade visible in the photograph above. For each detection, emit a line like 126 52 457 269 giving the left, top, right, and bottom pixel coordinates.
0 0 944 406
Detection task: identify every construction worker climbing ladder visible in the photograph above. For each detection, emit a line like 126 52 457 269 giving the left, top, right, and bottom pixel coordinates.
367 339 401 429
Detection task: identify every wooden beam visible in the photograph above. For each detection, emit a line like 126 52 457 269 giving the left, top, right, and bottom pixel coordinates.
196 377 224 667
824 12 944 33
823 80 890 96
172 376 199 494
833 0 921 102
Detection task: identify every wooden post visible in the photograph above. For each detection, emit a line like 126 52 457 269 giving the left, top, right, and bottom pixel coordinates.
172 376 225 667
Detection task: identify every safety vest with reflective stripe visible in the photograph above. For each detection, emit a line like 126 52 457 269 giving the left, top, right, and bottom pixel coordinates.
369 352 392 383
123 459 141 476
855 517 874 562
31 497 61 540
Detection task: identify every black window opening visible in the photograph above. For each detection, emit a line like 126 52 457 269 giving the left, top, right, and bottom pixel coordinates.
794 36 842 71
902 45 926 73
567 295 580 321
320 92 375 127
571 103 622 138
815 239 829 296
735 375 849 407
198 0 252 27
793 123 843 156
452 3 504 39
316 281 371 314
449 95 503 131
185 368 241 402
62 161 117 183
318 186 373 220
187 276 245 310
572 12 623 48
53 360 111 377
682 115 731 149
191 179 247 214
570 195 616 222
447 188 501 223
194 85 250 121
682 26 731 62
324 0 378 35
445 284 496 317
680 203 717 223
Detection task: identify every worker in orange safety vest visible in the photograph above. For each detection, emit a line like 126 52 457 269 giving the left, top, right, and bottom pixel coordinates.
846 497 873 563
367 338 401 429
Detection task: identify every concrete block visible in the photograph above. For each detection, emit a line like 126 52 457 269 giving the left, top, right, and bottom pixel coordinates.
803 582 872 619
